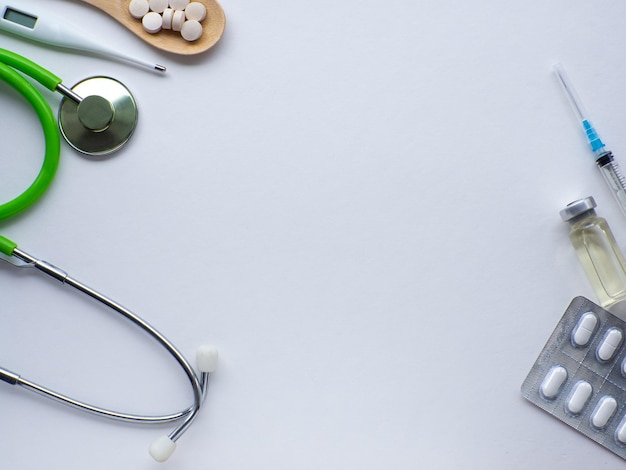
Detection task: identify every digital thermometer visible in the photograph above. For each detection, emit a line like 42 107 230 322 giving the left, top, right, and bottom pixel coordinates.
0 3 166 72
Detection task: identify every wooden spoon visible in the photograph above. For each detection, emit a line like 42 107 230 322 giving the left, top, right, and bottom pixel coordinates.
76 0 225 55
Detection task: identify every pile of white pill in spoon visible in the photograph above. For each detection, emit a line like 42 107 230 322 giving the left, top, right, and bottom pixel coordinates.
129 0 207 42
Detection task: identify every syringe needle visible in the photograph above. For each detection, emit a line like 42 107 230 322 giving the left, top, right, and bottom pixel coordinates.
554 63 626 217
554 63 587 123
553 63 605 154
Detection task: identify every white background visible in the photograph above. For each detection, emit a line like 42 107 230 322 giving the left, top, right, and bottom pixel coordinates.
2 0 626 468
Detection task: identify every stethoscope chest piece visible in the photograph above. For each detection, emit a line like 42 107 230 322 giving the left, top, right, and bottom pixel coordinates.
59 76 138 156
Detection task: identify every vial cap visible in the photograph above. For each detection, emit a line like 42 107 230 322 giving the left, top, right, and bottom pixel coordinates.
560 196 597 222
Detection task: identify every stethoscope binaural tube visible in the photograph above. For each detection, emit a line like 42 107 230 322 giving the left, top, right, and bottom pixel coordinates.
0 49 60 220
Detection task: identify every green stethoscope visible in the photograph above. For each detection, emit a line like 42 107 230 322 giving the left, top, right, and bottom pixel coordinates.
0 49 217 462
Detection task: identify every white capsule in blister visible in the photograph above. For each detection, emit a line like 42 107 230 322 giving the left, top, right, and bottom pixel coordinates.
540 365 567 400
597 327 623 362
591 395 618 429
566 381 593 415
522 298 626 461
571 312 598 347
616 416 626 443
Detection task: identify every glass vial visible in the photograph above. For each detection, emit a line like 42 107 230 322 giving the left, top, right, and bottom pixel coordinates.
560 196 626 308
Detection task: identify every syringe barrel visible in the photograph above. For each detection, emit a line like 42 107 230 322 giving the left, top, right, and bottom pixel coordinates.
596 152 626 217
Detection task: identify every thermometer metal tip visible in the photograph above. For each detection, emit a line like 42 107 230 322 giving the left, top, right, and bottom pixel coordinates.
155 64 167 73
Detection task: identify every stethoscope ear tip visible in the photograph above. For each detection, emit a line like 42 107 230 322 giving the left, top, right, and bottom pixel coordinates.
149 435 177 462
197 345 219 373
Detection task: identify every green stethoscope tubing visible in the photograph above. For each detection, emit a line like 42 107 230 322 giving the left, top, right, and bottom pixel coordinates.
0 49 62 255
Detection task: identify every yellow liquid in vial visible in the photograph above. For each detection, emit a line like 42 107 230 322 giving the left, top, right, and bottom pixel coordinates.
571 218 626 307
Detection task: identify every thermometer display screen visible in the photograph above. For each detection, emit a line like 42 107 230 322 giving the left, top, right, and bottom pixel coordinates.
3 7 37 29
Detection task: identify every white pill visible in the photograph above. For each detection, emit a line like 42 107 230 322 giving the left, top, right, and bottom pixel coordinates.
172 10 186 31
591 395 618 429
162 8 174 29
597 327 623 362
142 11 163 33
571 312 598 347
149 0 168 13
540 365 567 400
565 381 593 415
616 416 626 443
129 0 150 18
169 0 189 10
181 20 203 41
185 2 206 22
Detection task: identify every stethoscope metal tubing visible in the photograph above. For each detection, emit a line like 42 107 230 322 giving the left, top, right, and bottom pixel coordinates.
56 83 83 104
15 374 193 423
169 371 210 442
0 366 210 426
9 247 208 439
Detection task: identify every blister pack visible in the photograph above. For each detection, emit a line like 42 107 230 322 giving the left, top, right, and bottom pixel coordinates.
521 296 626 459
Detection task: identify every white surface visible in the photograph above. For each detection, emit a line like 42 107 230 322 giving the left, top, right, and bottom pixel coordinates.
3 0 626 468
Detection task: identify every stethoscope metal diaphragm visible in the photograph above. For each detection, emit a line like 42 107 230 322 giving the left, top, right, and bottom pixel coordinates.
59 76 138 156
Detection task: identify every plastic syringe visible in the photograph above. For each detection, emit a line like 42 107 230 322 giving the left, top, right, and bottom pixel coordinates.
554 63 626 216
